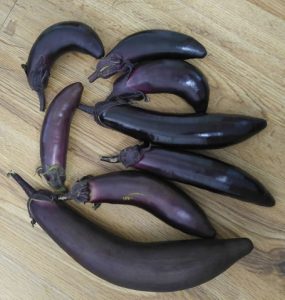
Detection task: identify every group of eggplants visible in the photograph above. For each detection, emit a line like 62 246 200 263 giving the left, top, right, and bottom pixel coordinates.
10 21 275 292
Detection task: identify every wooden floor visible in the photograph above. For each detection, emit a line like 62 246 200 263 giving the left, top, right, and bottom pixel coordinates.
0 0 284 299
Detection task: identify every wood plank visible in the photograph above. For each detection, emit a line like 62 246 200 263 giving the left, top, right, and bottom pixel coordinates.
247 0 285 19
0 0 16 28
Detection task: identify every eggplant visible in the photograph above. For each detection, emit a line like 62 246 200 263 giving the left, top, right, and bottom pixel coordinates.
64 170 215 238
101 144 275 206
10 172 253 292
38 82 83 191
79 100 267 148
88 30 206 82
22 21 104 111
108 59 209 113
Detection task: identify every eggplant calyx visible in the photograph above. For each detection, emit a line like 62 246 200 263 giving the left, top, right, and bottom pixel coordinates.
38 164 67 192
101 143 151 167
88 54 126 82
67 179 90 203
121 143 152 167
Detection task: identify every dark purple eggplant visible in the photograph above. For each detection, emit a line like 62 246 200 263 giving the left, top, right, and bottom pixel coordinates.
79 100 267 148
101 144 275 206
38 82 83 192
108 59 209 113
10 172 253 292
88 30 206 82
22 21 104 111
64 170 215 238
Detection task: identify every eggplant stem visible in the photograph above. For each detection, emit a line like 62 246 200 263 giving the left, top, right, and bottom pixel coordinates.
93 203 101 210
78 104 95 115
7 171 36 198
57 194 70 201
37 89 46 111
142 92 150 102
39 164 67 192
36 166 43 177
88 54 131 82
100 155 121 163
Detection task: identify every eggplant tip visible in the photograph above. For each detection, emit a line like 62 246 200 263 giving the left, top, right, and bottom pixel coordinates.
68 82 84 97
206 227 217 239
196 221 216 239
254 118 267 132
203 227 217 239
200 48 207 58
262 192 275 207
72 82 84 89
240 238 254 255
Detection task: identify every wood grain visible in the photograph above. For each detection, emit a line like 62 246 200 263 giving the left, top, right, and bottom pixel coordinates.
0 0 284 299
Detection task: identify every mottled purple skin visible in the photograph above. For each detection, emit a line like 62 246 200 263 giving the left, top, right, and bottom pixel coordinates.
105 144 275 206
11 172 254 292
22 21 104 111
89 30 206 82
81 102 267 148
40 82 83 191
109 60 209 113
69 171 215 238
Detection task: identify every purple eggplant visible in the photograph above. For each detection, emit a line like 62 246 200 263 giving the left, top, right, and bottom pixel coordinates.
38 82 83 192
10 172 253 292
88 30 206 82
22 21 104 111
79 100 267 148
101 144 275 206
64 170 215 238
108 59 209 113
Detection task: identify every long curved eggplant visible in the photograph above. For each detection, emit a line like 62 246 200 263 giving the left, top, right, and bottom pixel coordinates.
10 172 253 292
64 170 215 238
79 101 267 148
38 82 83 191
22 21 104 111
108 59 209 113
88 30 206 82
101 144 275 206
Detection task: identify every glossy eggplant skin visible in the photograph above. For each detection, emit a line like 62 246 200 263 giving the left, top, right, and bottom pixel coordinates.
22 21 104 111
79 101 267 149
10 172 253 292
88 30 206 82
109 59 209 113
39 82 83 191
67 170 216 238
102 144 275 206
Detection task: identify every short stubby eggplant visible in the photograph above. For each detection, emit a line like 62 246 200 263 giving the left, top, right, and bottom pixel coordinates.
108 59 209 113
22 21 104 111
